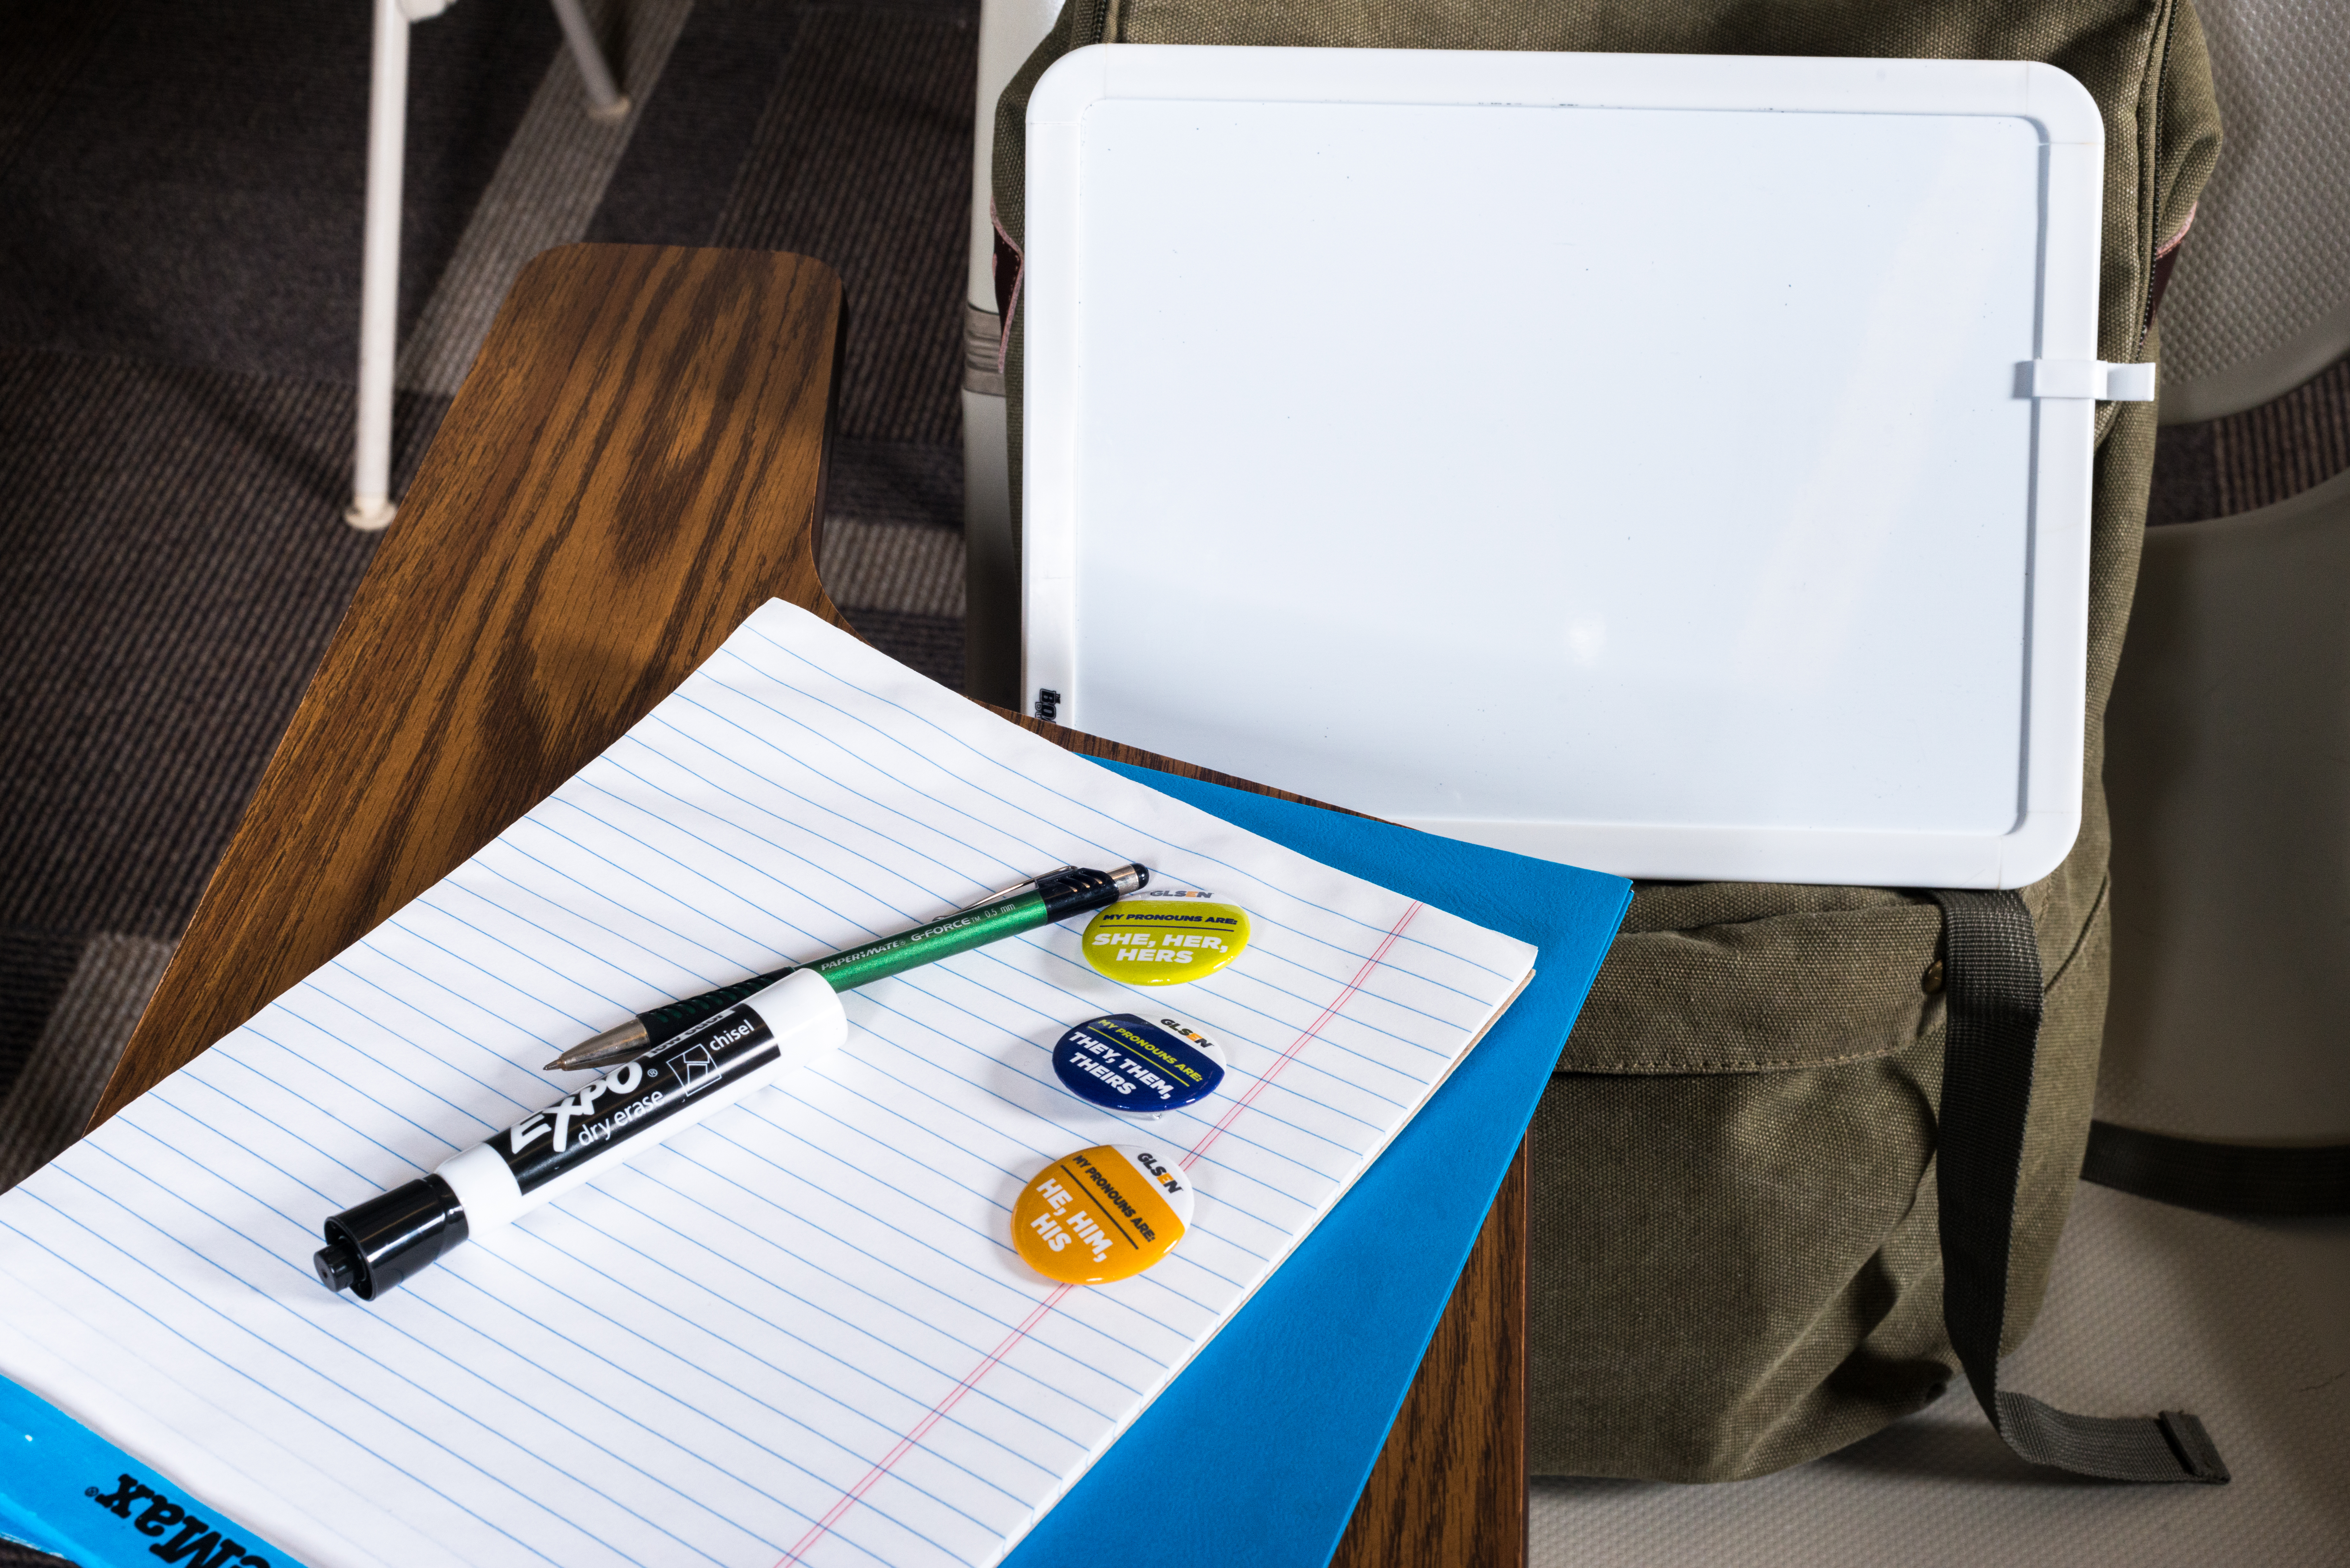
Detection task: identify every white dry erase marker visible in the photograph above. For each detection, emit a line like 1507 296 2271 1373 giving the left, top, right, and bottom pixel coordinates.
312 969 846 1301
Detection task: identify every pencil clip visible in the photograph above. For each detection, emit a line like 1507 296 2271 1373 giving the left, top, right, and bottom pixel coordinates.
957 867 1077 914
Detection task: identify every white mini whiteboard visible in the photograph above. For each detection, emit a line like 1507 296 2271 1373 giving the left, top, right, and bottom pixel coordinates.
1021 47 2124 888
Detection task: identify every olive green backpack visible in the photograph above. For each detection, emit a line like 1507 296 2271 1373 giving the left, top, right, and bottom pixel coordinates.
990 0 2228 1486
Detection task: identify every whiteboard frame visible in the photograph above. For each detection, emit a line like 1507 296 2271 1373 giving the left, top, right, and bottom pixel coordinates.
1021 46 2106 888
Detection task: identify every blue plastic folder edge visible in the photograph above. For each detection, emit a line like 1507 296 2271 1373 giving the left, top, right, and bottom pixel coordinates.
1006 762 1629 1568
0 760 1628 1568
0 1373 303 1568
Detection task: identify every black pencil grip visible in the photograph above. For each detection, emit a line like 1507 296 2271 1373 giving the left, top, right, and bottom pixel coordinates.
639 968 795 1046
1037 865 1124 920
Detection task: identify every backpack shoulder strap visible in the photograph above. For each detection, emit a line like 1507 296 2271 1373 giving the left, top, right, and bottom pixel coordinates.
1930 889 2230 1484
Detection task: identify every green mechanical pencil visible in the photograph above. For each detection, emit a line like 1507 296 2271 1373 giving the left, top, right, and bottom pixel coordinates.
543 863 1151 1071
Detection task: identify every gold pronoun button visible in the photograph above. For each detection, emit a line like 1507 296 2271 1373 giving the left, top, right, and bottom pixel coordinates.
1012 1144 1196 1284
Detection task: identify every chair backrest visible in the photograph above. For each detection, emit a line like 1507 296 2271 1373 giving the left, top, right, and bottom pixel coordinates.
2102 467 2350 1141
2155 0 2350 422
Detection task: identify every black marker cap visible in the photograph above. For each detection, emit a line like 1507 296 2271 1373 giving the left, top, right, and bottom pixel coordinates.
314 1175 470 1301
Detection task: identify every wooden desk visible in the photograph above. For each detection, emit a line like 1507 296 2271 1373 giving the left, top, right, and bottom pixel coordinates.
95 243 1525 1568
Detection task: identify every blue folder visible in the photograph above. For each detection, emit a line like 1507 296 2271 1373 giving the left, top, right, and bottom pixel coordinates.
3 762 1628 1568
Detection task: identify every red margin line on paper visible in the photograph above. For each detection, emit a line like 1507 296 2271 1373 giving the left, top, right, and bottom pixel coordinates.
1181 900 1423 1171
774 898 1421 1566
777 1283 1076 1566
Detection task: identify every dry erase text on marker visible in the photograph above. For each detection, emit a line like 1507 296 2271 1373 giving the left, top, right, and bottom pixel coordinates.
498 1011 781 1195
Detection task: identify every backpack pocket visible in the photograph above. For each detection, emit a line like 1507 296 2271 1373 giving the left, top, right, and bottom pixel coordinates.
1530 881 2116 1482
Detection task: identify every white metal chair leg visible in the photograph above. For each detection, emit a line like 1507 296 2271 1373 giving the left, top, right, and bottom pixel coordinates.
549 0 631 121
961 0 1066 698
347 0 410 532
347 0 629 531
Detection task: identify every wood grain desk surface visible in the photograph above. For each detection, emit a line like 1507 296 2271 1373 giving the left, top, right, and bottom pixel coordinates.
92 243 1525 1568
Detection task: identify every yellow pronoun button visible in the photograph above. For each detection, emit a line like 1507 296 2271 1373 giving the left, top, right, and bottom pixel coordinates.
1080 899 1250 986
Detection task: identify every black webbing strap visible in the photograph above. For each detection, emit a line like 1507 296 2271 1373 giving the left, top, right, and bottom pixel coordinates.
2083 1122 2350 1217
1929 889 2230 1484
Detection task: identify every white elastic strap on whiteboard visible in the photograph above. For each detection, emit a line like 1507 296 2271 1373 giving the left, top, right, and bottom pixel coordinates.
2029 359 2158 400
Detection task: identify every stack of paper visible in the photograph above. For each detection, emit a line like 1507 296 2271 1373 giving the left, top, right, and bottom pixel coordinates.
0 601 1538 1568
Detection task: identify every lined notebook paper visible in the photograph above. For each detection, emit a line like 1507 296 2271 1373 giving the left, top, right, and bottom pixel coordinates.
0 601 1536 1568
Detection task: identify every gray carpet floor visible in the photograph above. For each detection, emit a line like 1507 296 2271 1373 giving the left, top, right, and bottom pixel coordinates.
1 5 2347 1563
0 0 978 1242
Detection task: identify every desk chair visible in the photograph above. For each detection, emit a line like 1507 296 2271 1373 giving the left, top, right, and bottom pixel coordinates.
345 0 627 532
2099 0 2350 1244
2102 470 2350 1158
2153 0 2350 423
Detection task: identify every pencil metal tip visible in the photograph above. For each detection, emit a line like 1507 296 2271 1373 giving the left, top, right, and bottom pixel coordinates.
545 1017 652 1074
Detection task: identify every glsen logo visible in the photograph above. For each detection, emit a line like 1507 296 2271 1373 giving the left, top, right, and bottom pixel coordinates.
1133 1147 1186 1196
87 1474 270 1566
